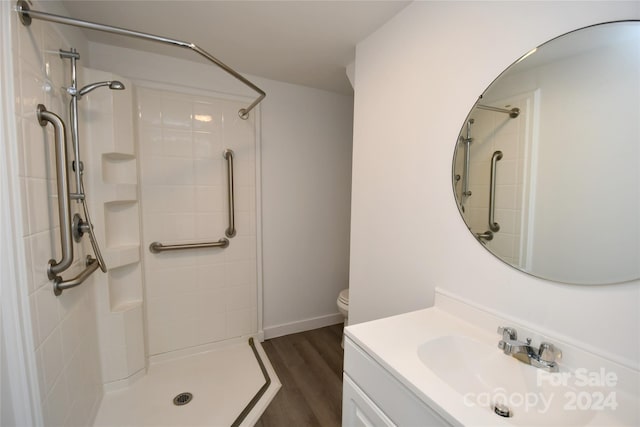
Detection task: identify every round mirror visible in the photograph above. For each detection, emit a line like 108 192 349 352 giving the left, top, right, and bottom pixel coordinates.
452 21 639 285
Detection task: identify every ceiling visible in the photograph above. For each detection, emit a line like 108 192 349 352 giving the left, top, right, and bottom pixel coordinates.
58 1 410 94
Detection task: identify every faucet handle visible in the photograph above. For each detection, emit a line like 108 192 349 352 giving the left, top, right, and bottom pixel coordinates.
538 342 562 363
497 326 517 340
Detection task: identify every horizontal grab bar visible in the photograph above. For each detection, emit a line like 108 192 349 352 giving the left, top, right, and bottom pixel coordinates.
477 104 520 118
149 238 229 253
476 230 494 241
53 256 99 296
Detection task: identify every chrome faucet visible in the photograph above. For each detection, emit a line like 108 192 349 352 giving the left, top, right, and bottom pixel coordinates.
497 326 561 372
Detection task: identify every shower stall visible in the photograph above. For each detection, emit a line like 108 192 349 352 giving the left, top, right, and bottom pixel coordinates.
3 2 280 425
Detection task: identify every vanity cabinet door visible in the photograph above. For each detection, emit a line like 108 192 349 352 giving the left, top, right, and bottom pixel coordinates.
343 337 453 427
343 375 396 427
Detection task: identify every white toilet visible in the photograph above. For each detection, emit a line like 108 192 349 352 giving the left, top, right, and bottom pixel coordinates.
337 288 349 346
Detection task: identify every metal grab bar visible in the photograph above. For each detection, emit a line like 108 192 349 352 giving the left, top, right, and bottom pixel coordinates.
489 150 503 232
477 104 520 118
476 230 494 241
149 238 229 253
53 256 98 296
38 105 103 295
15 0 265 119
224 149 236 238
36 105 74 279
461 119 474 199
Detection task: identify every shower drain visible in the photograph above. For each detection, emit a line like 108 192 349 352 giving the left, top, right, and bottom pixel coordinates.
173 392 193 406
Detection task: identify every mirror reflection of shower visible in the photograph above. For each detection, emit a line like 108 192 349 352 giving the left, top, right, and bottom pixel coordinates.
455 104 520 245
457 118 474 213
60 47 126 273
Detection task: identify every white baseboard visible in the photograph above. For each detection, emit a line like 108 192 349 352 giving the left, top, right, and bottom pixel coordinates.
263 313 345 339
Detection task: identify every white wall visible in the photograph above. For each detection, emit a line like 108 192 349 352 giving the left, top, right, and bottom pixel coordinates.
88 42 353 337
349 1 640 370
259 78 353 336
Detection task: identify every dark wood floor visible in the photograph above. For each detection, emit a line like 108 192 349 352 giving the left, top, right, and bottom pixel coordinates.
256 323 344 427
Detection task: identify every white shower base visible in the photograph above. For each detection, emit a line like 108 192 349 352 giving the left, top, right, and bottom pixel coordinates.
94 339 280 426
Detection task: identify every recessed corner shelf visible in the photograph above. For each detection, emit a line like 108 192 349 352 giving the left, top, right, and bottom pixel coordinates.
102 183 138 203
103 152 136 161
104 201 140 249
104 244 141 269
108 262 143 312
102 153 137 185
110 299 143 314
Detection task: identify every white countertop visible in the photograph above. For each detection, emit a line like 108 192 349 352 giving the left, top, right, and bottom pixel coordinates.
344 291 639 426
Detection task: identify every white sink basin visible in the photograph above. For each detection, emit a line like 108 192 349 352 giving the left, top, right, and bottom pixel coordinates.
346 294 639 427
418 335 596 426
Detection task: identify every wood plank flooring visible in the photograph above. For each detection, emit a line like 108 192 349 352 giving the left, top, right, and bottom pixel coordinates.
256 323 344 427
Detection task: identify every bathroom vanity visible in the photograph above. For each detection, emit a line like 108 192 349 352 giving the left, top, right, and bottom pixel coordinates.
341 20 640 427
342 290 639 427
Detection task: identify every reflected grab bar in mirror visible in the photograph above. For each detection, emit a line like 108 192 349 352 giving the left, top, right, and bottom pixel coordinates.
489 150 503 232
476 230 494 241
477 104 520 118
224 149 236 238
149 238 230 253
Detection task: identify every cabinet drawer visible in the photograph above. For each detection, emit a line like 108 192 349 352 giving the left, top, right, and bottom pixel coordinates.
343 375 396 427
344 337 452 426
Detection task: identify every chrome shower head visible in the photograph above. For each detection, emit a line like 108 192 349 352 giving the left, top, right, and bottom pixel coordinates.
77 80 126 97
108 81 125 91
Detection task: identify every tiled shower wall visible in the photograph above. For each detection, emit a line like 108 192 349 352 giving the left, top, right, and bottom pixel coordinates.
11 4 103 426
137 87 258 356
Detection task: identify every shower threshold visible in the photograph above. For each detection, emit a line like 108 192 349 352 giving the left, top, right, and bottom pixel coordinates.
94 338 281 426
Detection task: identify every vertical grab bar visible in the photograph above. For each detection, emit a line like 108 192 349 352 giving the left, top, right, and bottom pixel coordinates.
489 150 503 232
37 105 74 279
461 119 474 200
224 149 236 238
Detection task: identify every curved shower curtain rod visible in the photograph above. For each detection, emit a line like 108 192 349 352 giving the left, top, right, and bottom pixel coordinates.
15 0 265 119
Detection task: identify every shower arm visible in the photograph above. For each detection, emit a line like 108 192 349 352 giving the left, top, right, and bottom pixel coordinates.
15 0 265 119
